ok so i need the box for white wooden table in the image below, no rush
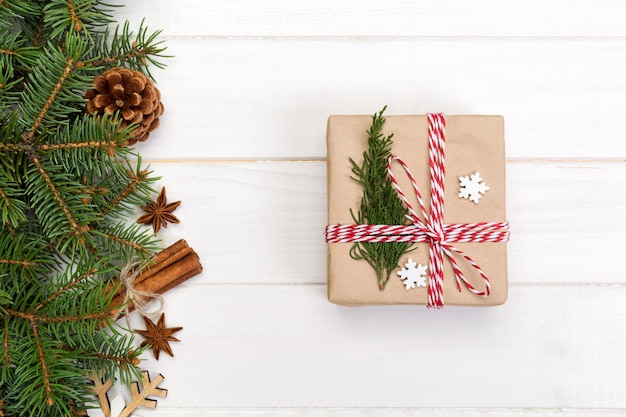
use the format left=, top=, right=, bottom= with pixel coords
left=110, top=2, right=625, bottom=416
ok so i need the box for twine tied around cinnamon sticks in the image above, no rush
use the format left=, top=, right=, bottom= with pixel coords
left=110, top=239, right=203, bottom=321
left=119, top=260, right=165, bottom=321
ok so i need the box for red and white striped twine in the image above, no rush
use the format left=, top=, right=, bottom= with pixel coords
left=325, top=113, right=510, bottom=308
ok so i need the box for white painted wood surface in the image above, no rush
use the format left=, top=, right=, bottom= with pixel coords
left=107, top=1, right=626, bottom=416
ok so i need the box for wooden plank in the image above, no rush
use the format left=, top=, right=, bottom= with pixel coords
left=135, top=39, right=626, bottom=160
left=109, top=0, right=626, bottom=37
left=131, top=285, right=626, bottom=409
left=150, top=161, right=626, bottom=285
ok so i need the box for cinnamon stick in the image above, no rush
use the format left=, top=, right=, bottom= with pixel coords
left=134, top=240, right=193, bottom=284
left=104, top=239, right=189, bottom=299
left=110, top=240, right=203, bottom=313
left=153, top=252, right=202, bottom=294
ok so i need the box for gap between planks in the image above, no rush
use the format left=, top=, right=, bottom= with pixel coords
left=172, top=282, right=626, bottom=288
left=161, top=35, right=626, bottom=42
left=152, top=406, right=626, bottom=413
left=153, top=407, right=626, bottom=417
left=135, top=158, right=626, bottom=164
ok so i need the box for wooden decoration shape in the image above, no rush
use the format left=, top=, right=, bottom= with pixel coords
left=86, top=370, right=166, bottom=417
left=119, top=371, right=167, bottom=417
left=88, top=371, right=114, bottom=417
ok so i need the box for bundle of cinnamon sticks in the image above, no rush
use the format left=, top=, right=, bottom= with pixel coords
left=110, top=239, right=202, bottom=314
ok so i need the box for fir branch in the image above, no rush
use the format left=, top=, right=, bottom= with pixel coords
left=39, top=139, right=118, bottom=152
left=0, top=233, right=53, bottom=285
left=7, top=309, right=111, bottom=324
left=43, top=0, right=116, bottom=39
left=103, top=167, right=150, bottom=215
left=8, top=335, right=87, bottom=416
left=0, top=0, right=42, bottom=18
left=77, top=183, right=109, bottom=207
left=27, top=54, right=77, bottom=135
left=34, top=267, right=99, bottom=312
left=18, top=31, right=95, bottom=134
left=28, top=319, right=53, bottom=406
left=73, top=349, right=140, bottom=369
left=349, top=106, right=414, bottom=290
left=32, top=16, right=46, bottom=46
left=0, top=48, right=17, bottom=56
left=0, top=3, right=168, bottom=415
left=0, top=182, right=27, bottom=227
left=0, top=33, right=32, bottom=113
left=0, top=29, right=39, bottom=66
left=28, top=152, right=89, bottom=240
left=0, top=259, right=35, bottom=268
left=77, top=329, right=144, bottom=383
left=100, top=159, right=158, bottom=219
left=0, top=142, right=20, bottom=153
left=87, top=20, right=169, bottom=78
left=3, top=319, right=9, bottom=368
left=96, top=227, right=154, bottom=258
left=61, top=0, right=82, bottom=32
left=2, top=258, right=135, bottom=413
left=43, top=113, right=135, bottom=178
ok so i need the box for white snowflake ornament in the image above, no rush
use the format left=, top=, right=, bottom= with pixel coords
left=397, top=258, right=428, bottom=290
left=459, top=172, right=489, bottom=204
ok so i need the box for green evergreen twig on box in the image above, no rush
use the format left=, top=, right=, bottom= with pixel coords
left=349, top=106, right=414, bottom=291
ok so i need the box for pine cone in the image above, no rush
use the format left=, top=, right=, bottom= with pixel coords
left=85, top=67, right=164, bottom=145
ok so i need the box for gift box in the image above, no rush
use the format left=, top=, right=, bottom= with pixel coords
left=325, top=113, right=509, bottom=307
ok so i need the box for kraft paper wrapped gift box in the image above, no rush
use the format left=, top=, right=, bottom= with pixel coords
left=326, top=114, right=509, bottom=306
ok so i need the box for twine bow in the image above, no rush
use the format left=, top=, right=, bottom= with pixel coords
left=325, top=113, right=510, bottom=308
left=118, top=260, right=164, bottom=325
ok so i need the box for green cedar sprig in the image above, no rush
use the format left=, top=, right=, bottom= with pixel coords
left=349, top=106, right=414, bottom=291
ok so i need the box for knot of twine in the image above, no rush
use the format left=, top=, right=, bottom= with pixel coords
left=325, top=113, right=510, bottom=308
left=118, top=260, right=164, bottom=325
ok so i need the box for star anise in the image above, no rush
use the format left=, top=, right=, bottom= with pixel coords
left=137, top=187, right=181, bottom=233
left=136, top=313, right=182, bottom=360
